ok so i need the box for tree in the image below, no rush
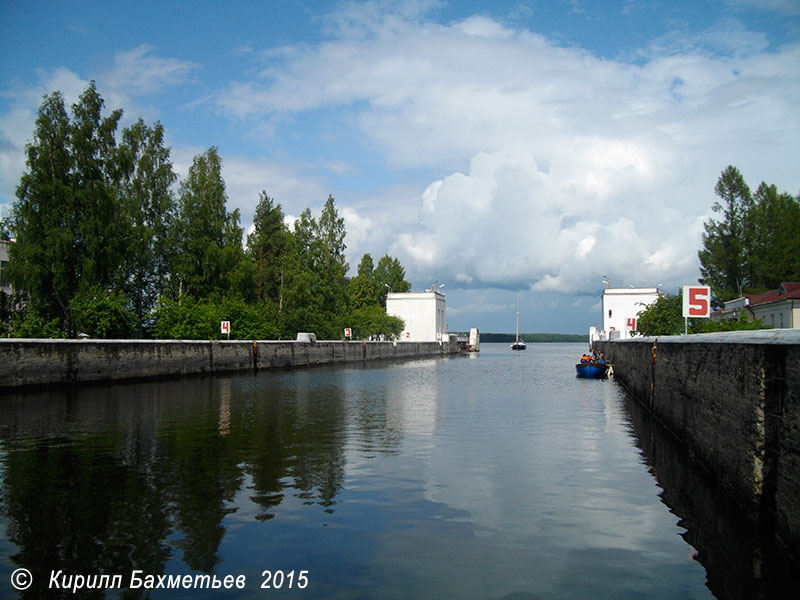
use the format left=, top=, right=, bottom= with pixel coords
left=348, top=305, right=404, bottom=340
left=281, top=197, right=350, bottom=340
left=9, top=90, right=77, bottom=332
left=699, top=166, right=800, bottom=305
left=279, top=208, right=317, bottom=337
left=698, top=166, right=752, bottom=306
left=117, top=119, right=176, bottom=336
left=70, top=286, right=137, bottom=339
left=635, top=290, right=767, bottom=336
left=350, top=253, right=377, bottom=309
left=374, top=254, right=411, bottom=306
left=70, top=82, right=125, bottom=294
left=246, top=191, right=291, bottom=311
left=315, top=195, right=349, bottom=319
left=634, top=293, right=684, bottom=336
left=8, top=83, right=126, bottom=335
left=746, top=183, right=800, bottom=290
left=172, top=147, right=247, bottom=300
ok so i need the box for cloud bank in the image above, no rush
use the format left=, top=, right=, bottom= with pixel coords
left=213, top=8, right=800, bottom=296
left=2, top=3, right=798, bottom=329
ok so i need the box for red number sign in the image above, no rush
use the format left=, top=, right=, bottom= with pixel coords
left=682, top=286, right=710, bottom=318
left=221, top=321, right=230, bottom=334
left=626, top=318, right=637, bottom=330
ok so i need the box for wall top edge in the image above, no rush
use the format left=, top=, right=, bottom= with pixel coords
left=606, top=329, right=800, bottom=345
left=0, top=339, right=447, bottom=345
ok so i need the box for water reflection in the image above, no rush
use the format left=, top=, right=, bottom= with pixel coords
left=0, top=346, right=795, bottom=599
left=622, top=389, right=800, bottom=600
left=0, top=373, right=352, bottom=597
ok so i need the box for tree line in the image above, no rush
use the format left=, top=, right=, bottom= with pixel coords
left=699, top=165, right=800, bottom=304
left=2, top=82, right=410, bottom=340
left=636, top=165, right=799, bottom=336
left=479, top=332, right=585, bottom=343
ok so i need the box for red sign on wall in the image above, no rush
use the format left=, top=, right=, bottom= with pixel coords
left=626, top=318, right=637, bottom=330
left=682, top=286, right=711, bottom=318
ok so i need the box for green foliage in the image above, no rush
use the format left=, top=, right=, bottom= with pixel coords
left=347, top=305, right=405, bottom=340
left=8, top=83, right=173, bottom=338
left=351, top=253, right=378, bottom=309
left=11, top=306, right=65, bottom=338
left=746, top=183, right=800, bottom=290
left=172, top=147, right=247, bottom=300
left=315, top=195, right=349, bottom=318
left=480, top=332, right=586, bottom=343
left=0, top=292, right=10, bottom=337
left=247, top=191, right=292, bottom=308
left=692, top=316, right=766, bottom=333
left=117, top=118, right=177, bottom=336
left=698, top=166, right=752, bottom=305
left=9, top=88, right=84, bottom=333
left=70, top=286, right=137, bottom=339
left=152, top=296, right=279, bottom=340
left=7, top=85, right=416, bottom=342
left=374, top=254, right=411, bottom=305
left=634, top=293, right=684, bottom=336
left=634, top=291, right=770, bottom=337
left=699, top=165, right=800, bottom=305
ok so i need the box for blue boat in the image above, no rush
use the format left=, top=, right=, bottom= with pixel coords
left=575, top=362, right=610, bottom=378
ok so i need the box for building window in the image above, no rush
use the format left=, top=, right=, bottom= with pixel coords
left=780, top=313, right=784, bottom=328
left=0, top=260, right=7, bottom=288
left=608, top=309, right=612, bottom=318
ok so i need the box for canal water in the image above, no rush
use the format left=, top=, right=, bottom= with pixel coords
left=0, top=343, right=794, bottom=598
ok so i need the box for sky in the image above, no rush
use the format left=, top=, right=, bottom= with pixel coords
left=1, top=0, right=799, bottom=334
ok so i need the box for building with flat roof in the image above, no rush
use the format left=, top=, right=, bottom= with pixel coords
left=0, top=240, right=11, bottom=297
left=386, top=290, right=446, bottom=342
left=590, top=287, right=662, bottom=341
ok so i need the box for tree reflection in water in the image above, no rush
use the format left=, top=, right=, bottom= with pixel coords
left=0, top=372, right=351, bottom=595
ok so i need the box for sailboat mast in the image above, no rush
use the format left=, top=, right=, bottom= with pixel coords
left=516, top=292, right=520, bottom=342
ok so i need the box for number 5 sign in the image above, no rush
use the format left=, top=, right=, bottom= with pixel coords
left=683, top=286, right=711, bottom=318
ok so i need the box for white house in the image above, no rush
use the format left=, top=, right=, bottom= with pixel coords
left=0, top=240, right=11, bottom=297
left=386, top=290, right=446, bottom=342
left=590, top=287, right=662, bottom=341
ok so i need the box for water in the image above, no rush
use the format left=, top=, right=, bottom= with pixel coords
left=0, top=343, right=793, bottom=598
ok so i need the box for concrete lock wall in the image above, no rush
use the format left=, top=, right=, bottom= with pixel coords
left=596, top=329, right=800, bottom=562
left=0, top=338, right=459, bottom=390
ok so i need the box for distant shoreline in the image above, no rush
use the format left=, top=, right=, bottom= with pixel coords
left=474, top=333, right=586, bottom=343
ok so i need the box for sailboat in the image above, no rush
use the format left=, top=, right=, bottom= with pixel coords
left=511, top=292, right=527, bottom=350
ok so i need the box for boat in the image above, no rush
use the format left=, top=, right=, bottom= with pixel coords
left=575, top=362, right=611, bottom=378
left=511, top=292, right=526, bottom=350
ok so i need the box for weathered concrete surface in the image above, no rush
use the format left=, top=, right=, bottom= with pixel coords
left=596, top=329, right=800, bottom=563
left=0, top=338, right=458, bottom=390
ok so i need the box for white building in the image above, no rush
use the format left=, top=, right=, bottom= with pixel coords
left=590, top=287, right=662, bottom=341
left=0, top=240, right=11, bottom=296
left=386, top=290, right=446, bottom=342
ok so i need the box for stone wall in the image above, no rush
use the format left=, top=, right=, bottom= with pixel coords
left=0, top=338, right=459, bottom=390
left=596, top=329, right=800, bottom=563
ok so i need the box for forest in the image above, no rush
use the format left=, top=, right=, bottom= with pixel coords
left=1, top=82, right=410, bottom=340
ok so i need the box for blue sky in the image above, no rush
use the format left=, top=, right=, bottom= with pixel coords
left=2, top=0, right=799, bottom=334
